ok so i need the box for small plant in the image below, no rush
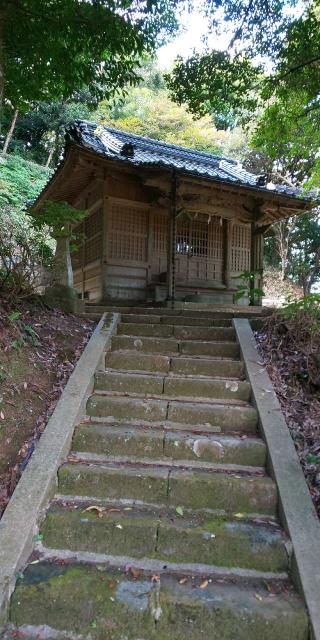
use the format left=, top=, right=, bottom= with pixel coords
left=234, top=270, right=265, bottom=306
left=8, top=310, right=21, bottom=322
left=281, top=293, right=320, bottom=321
left=23, top=324, right=40, bottom=347
left=11, top=336, right=27, bottom=350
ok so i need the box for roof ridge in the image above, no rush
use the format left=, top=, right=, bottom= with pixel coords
left=77, top=119, right=238, bottom=166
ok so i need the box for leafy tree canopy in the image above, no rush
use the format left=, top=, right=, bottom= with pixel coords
left=98, top=62, right=247, bottom=157
left=0, top=154, right=50, bottom=208
left=166, top=1, right=320, bottom=185
left=0, top=0, right=179, bottom=112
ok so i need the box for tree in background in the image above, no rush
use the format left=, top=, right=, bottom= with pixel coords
left=166, top=1, right=320, bottom=187
left=0, top=0, right=178, bottom=115
left=97, top=61, right=247, bottom=157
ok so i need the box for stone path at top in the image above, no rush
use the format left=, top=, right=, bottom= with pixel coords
left=6, top=309, right=308, bottom=639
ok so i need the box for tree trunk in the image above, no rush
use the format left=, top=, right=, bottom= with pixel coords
left=2, top=108, right=18, bottom=153
left=45, top=146, right=55, bottom=168
left=0, top=10, right=5, bottom=126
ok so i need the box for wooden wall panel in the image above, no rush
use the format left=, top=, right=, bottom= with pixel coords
left=230, top=223, right=251, bottom=275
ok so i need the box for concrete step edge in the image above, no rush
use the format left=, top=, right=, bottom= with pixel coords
left=54, top=493, right=279, bottom=523
left=90, top=391, right=252, bottom=408
left=68, top=451, right=266, bottom=476
left=36, top=543, right=289, bottom=584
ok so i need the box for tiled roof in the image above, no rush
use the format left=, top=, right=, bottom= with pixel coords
left=65, top=120, right=306, bottom=199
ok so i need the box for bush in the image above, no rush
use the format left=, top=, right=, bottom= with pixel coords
left=0, top=207, right=54, bottom=298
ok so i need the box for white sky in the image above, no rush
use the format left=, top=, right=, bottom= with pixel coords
left=157, top=2, right=304, bottom=70
left=157, top=8, right=231, bottom=70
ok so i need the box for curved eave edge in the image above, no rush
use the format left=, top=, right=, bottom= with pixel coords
left=33, top=142, right=315, bottom=213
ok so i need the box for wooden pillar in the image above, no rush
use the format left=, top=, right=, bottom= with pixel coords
left=167, top=170, right=177, bottom=305
left=250, top=223, right=264, bottom=305
left=101, top=175, right=109, bottom=301
left=223, top=219, right=233, bottom=288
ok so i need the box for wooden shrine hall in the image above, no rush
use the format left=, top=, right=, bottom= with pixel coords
left=35, top=121, right=311, bottom=306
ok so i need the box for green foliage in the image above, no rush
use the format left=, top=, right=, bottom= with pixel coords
left=2, top=0, right=179, bottom=111
left=166, top=1, right=320, bottom=186
left=0, top=155, right=51, bottom=207
left=165, top=51, right=261, bottom=127
left=3, top=99, right=95, bottom=165
left=30, top=200, right=87, bottom=238
left=280, top=294, right=320, bottom=321
left=0, top=154, right=54, bottom=297
left=8, top=311, right=21, bottom=322
left=234, top=270, right=265, bottom=306
left=98, top=62, right=247, bottom=157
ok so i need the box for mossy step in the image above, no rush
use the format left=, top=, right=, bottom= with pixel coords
left=179, top=340, right=240, bottom=358
left=41, top=504, right=288, bottom=572
left=111, top=335, right=179, bottom=354
left=58, top=463, right=277, bottom=515
left=94, top=371, right=251, bottom=401
left=173, top=326, right=236, bottom=341
left=111, top=335, right=240, bottom=358
left=105, top=351, right=243, bottom=378
left=121, top=314, right=232, bottom=327
left=117, top=323, right=236, bottom=342
left=105, top=351, right=171, bottom=373
left=86, top=394, right=258, bottom=433
left=73, top=424, right=267, bottom=466
left=118, top=323, right=174, bottom=337
left=170, top=356, right=244, bottom=378
left=95, top=371, right=164, bottom=395
left=9, top=563, right=308, bottom=640
left=163, top=376, right=251, bottom=401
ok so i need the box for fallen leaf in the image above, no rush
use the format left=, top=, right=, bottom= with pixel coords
left=130, top=567, right=141, bottom=579
left=0, top=411, right=4, bottom=420
left=234, top=513, right=244, bottom=519
left=176, top=506, right=184, bottom=516
left=83, top=505, right=105, bottom=517
left=255, top=593, right=263, bottom=601
left=178, top=577, right=188, bottom=585
left=199, top=579, right=208, bottom=589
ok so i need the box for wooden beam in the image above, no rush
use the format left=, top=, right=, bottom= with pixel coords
left=71, top=177, right=103, bottom=208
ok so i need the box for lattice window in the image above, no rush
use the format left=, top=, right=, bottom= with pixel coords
left=176, top=218, right=222, bottom=259
left=108, top=203, right=148, bottom=262
left=231, top=224, right=251, bottom=273
left=71, top=222, right=84, bottom=270
left=71, top=208, right=103, bottom=269
left=153, top=215, right=167, bottom=255
left=84, top=208, right=103, bottom=265
left=175, top=216, right=223, bottom=282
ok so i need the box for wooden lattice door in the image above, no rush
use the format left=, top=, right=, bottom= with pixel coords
left=175, top=216, right=223, bottom=284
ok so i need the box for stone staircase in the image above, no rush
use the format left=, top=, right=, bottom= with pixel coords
left=8, top=310, right=308, bottom=639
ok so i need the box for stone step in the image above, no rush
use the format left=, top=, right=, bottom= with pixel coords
left=41, top=503, right=288, bottom=572
left=174, top=326, right=236, bottom=341
left=111, top=335, right=240, bottom=357
left=105, top=351, right=244, bottom=378
left=121, top=313, right=233, bottom=327
left=94, top=371, right=251, bottom=401
left=117, top=322, right=236, bottom=342
left=58, top=463, right=277, bottom=515
left=87, top=305, right=236, bottom=318
left=73, top=424, right=267, bottom=466
left=86, top=394, right=258, bottom=433
left=180, top=340, right=240, bottom=358
left=170, top=356, right=244, bottom=378
left=105, top=351, right=171, bottom=373
left=9, top=563, right=308, bottom=640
